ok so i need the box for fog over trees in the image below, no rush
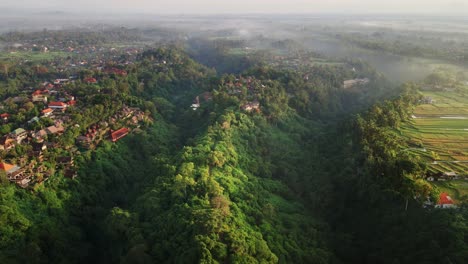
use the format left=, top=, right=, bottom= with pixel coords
left=0, top=4, right=468, bottom=264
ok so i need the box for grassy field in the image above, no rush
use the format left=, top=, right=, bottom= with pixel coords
left=413, top=90, right=468, bottom=116
left=0, top=51, right=70, bottom=62
left=311, top=59, right=344, bottom=66
left=401, top=88, right=468, bottom=175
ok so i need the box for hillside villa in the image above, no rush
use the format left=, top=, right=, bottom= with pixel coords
left=110, top=128, right=129, bottom=142
left=436, top=192, right=457, bottom=209
left=0, top=162, right=30, bottom=188
left=48, top=102, right=68, bottom=110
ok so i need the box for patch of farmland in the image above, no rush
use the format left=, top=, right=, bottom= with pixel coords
left=402, top=89, right=468, bottom=177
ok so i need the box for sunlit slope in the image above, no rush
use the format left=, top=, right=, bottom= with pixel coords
left=402, top=88, right=468, bottom=174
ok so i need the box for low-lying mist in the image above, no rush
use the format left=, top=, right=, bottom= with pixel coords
left=1, top=11, right=467, bottom=83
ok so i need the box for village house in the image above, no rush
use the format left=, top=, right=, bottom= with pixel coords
left=32, top=90, right=48, bottom=103
left=0, top=136, right=15, bottom=151
left=76, top=136, right=93, bottom=149
left=0, top=162, right=29, bottom=188
left=10, top=128, right=28, bottom=144
left=64, top=169, right=77, bottom=179
left=56, top=156, right=74, bottom=167
left=42, top=108, right=54, bottom=117
left=48, top=102, right=68, bottom=111
left=87, top=124, right=100, bottom=139
left=84, top=77, right=97, bottom=84
left=122, top=107, right=136, bottom=118
left=435, top=192, right=457, bottom=209
left=200, top=92, right=213, bottom=102
left=130, top=116, right=139, bottom=125
left=420, top=96, right=434, bottom=104
left=241, top=101, right=260, bottom=112
left=438, top=171, right=458, bottom=181
left=100, top=121, right=109, bottom=128
left=137, top=111, right=147, bottom=122
left=104, top=68, right=127, bottom=76
left=191, top=95, right=201, bottom=111
left=191, top=103, right=200, bottom=111
left=110, top=127, right=129, bottom=142
left=43, top=82, right=54, bottom=89
left=58, top=94, right=75, bottom=102
left=1, top=113, right=10, bottom=123
left=27, top=116, right=40, bottom=125
left=53, top=79, right=69, bottom=85
left=32, top=141, right=47, bottom=152
left=46, top=124, right=65, bottom=135
left=444, top=171, right=458, bottom=177
left=31, top=141, right=47, bottom=161
left=343, top=78, right=370, bottom=89
left=35, top=129, right=48, bottom=139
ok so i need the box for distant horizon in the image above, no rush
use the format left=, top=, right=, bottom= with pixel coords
left=1, top=8, right=468, bottom=18
left=1, top=0, right=467, bottom=16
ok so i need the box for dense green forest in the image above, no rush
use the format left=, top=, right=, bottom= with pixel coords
left=0, top=46, right=467, bottom=264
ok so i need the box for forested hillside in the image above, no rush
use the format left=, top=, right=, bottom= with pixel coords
left=0, top=45, right=467, bottom=264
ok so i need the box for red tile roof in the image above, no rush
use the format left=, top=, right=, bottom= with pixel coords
left=68, top=100, right=76, bottom=106
left=48, top=102, right=67, bottom=108
left=104, top=68, right=127, bottom=76
left=110, top=127, right=129, bottom=142
left=1, top=113, right=10, bottom=118
left=438, top=192, right=454, bottom=205
left=0, top=162, right=15, bottom=172
left=42, top=108, right=53, bottom=114
left=46, top=125, right=64, bottom=134
left=84, top=77, right=97, bottom=83
left=33, top=89, right=49, bottom=96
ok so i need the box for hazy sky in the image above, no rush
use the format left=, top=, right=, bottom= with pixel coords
left=2, top=0, right=468, bottom=14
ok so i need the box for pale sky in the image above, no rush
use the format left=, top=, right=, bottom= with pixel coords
left=2, top=0, right=468, bottom=14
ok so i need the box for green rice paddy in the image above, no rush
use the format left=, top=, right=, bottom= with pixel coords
left=401, top=88, right=468, bottom=175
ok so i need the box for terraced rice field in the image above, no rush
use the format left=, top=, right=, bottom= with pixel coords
left=413, top=91, right=468, bottom=116
left=401, top=89, right=468, bottom=175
